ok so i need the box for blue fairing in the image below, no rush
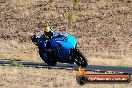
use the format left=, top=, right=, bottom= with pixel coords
left=49, top=32, right=77, bottom=62
left=50, top=32, right=77, bottom=50
left=61, top=35, right=77, bottom=50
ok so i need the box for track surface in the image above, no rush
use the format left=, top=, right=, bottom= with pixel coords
left=0, top=60, right=132, bottom=74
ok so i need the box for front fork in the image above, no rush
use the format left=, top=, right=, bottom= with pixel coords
left=69, top=48, right=79, bottom=63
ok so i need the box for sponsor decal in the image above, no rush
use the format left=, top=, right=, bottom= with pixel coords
left=76, top=67, right=131, bottom=85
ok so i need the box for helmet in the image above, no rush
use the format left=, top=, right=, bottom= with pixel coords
left=44, top=26, right=51, bottom=32
left=44, top=26, right=52, bottom=35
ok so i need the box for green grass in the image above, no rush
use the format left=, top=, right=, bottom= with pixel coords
left=73, top=0, right=79, bottom=7
left=67, top=11, right=76, bottom=27
left=10, top=60, right=23, bottom=67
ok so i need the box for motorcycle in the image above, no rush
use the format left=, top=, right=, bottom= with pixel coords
left=31, top=32, right=88, bottom=67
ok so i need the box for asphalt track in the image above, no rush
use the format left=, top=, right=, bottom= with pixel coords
left=0, top=60, right=132, bottom=75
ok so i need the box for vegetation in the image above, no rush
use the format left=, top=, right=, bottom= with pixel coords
left=10, top=60, right=22, bottom=67
left=67, top=11, right=74, bottom=27
left=0, top=67, right=131, bottom=88
left=0, top=0, right=132, bottom=66
left=73, top=0, right=79, bottom=7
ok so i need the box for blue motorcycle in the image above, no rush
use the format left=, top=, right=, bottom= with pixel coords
left=31, top=32, right=88, bottom=67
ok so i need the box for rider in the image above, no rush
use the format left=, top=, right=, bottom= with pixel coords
left=43, top=25, right=53, bottom=49
left=43, top=25, right=53, bottom=40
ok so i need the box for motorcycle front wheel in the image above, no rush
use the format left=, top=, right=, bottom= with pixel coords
left=74, top=51, right=88, bottom=67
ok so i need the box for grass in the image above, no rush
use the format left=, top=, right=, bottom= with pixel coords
left=10, top=60, right=22, bottom=67
left=8, top=0, right=38, bottom=6
left=67, top=11, right=76, bottom=28
left=0, top=0, right=132, bottom=67
left=49, top=0, right=54, bottom=4
left=0, top=66, right=131, bottom=88
left=1, top=0, right=132, bottom=87
left=73, top=0, right=79, bottom=7
left=67, top=11, right=73, bottom=25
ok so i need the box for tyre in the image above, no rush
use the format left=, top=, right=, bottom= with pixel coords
left=39, top=50, right=57, bottom=66
left=74, top=51, right=88, bottom=67
left=76, top=75, right=87, bottom=85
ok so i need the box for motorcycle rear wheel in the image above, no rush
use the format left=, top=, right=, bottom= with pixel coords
left=39, top=50, right=57, bottom=66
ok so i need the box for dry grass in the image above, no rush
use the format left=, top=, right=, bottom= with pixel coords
left=0, top=66, right=132, bottom=88
left=1, top=0, right=132, bottom=88
left=0, top=39, right=41, bottom=62
left=0, top=0, right=132, bottom=66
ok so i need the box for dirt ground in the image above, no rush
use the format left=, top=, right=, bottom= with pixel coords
left=0, top=0, right=132, bottom=88
left=0, top=0, right=132, bottom=65
left=0, top=66, right=131, bottom=88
